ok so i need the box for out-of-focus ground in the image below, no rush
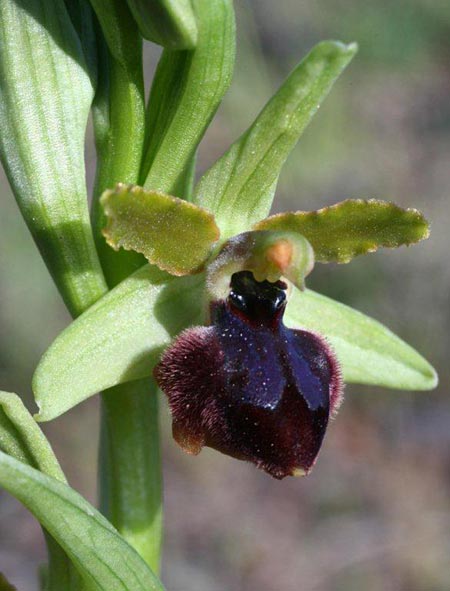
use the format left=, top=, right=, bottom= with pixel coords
left=1, top=0, right=450, bottom=589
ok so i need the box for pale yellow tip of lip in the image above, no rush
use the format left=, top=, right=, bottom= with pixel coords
left=292, top=467, right=307, bottom=477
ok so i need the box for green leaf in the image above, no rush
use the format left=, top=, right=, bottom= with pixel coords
left=64, top=0, right=98, bottom=77
left=141, top=0, right=235, bottom=194
left=42, top=535, right=85, bottom=591
left=0, top=392, right=81, bottom=591
left=126, top=0, right=198, bottom=49
left=0, top=452, right=164, bottom=591
left=101, top=184, right=220, bottom=275
left=285, top=288, right=438, bottom=390
left=0, top=392, right=65, bottom=482
left=0, top=573, right=16, bottom=591
left=193, top=40, right=357, bottom=239
left=255, top=199, right=430, bottom=263
left=33, top=267, right=205, bottom=421
left=0, top=0, right=107, bottom=317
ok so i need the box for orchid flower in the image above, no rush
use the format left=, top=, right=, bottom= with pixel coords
left=91, top=182, right=431, bottom=479
left=31, top=42, right=436, bottom=479
left=0, top=0, right=437, bottom=585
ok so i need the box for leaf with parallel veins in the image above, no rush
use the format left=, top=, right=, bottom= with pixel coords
left=0, top=453, right=164, bottom=591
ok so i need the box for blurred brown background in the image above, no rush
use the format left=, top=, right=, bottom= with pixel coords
left=1, top=0, right=450, bottom=589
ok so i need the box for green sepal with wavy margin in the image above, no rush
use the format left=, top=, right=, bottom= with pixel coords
left=33, top=267, right=205, bottom=421
left=0, top=452, right=164, bottom=591
left=193, top=40, right=357, bottom=239
left=255, top=199, right=430, bottom=263
left=126, top=0, right=198, bottom=49
left=0, top=0, right=107, bottom=317
left=101, top=184, right=220, bottom=275
left=141, top=0, right=235, bottom=194
left=285, top=289, right=437, bottom=390
left=33, top=266, right=436, bottom=422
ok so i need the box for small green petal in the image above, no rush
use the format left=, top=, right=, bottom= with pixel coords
left=255, top=199, right=430, bottom=263
left=101, top=184, right=220, bottom=275
left=285, top=288, right=438, bottom=391
left=193, top=40, right=357, bottom=238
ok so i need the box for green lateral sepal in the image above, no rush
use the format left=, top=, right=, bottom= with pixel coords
left=285, top=288, right=438, bottom=391
left=33, top=263, right=437, bottom=425
left=33, top=267, right=205, bottom=421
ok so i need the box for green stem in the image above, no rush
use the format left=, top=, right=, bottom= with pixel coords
left=88, top=0, right=163, bottom=572
left=99, top=380, right=162, bottom=574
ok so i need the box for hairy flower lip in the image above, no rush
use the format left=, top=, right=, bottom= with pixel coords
left=154, top=271, right=343, bottom=479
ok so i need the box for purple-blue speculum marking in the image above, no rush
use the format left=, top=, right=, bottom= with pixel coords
left=154, top=271, right=343, bottom=479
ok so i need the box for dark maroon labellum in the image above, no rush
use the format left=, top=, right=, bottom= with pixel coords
left=154, top=271, right=342, bottom=479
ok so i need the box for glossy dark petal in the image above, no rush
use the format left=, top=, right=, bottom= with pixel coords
left=154, top=273, right=343, bottom=479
